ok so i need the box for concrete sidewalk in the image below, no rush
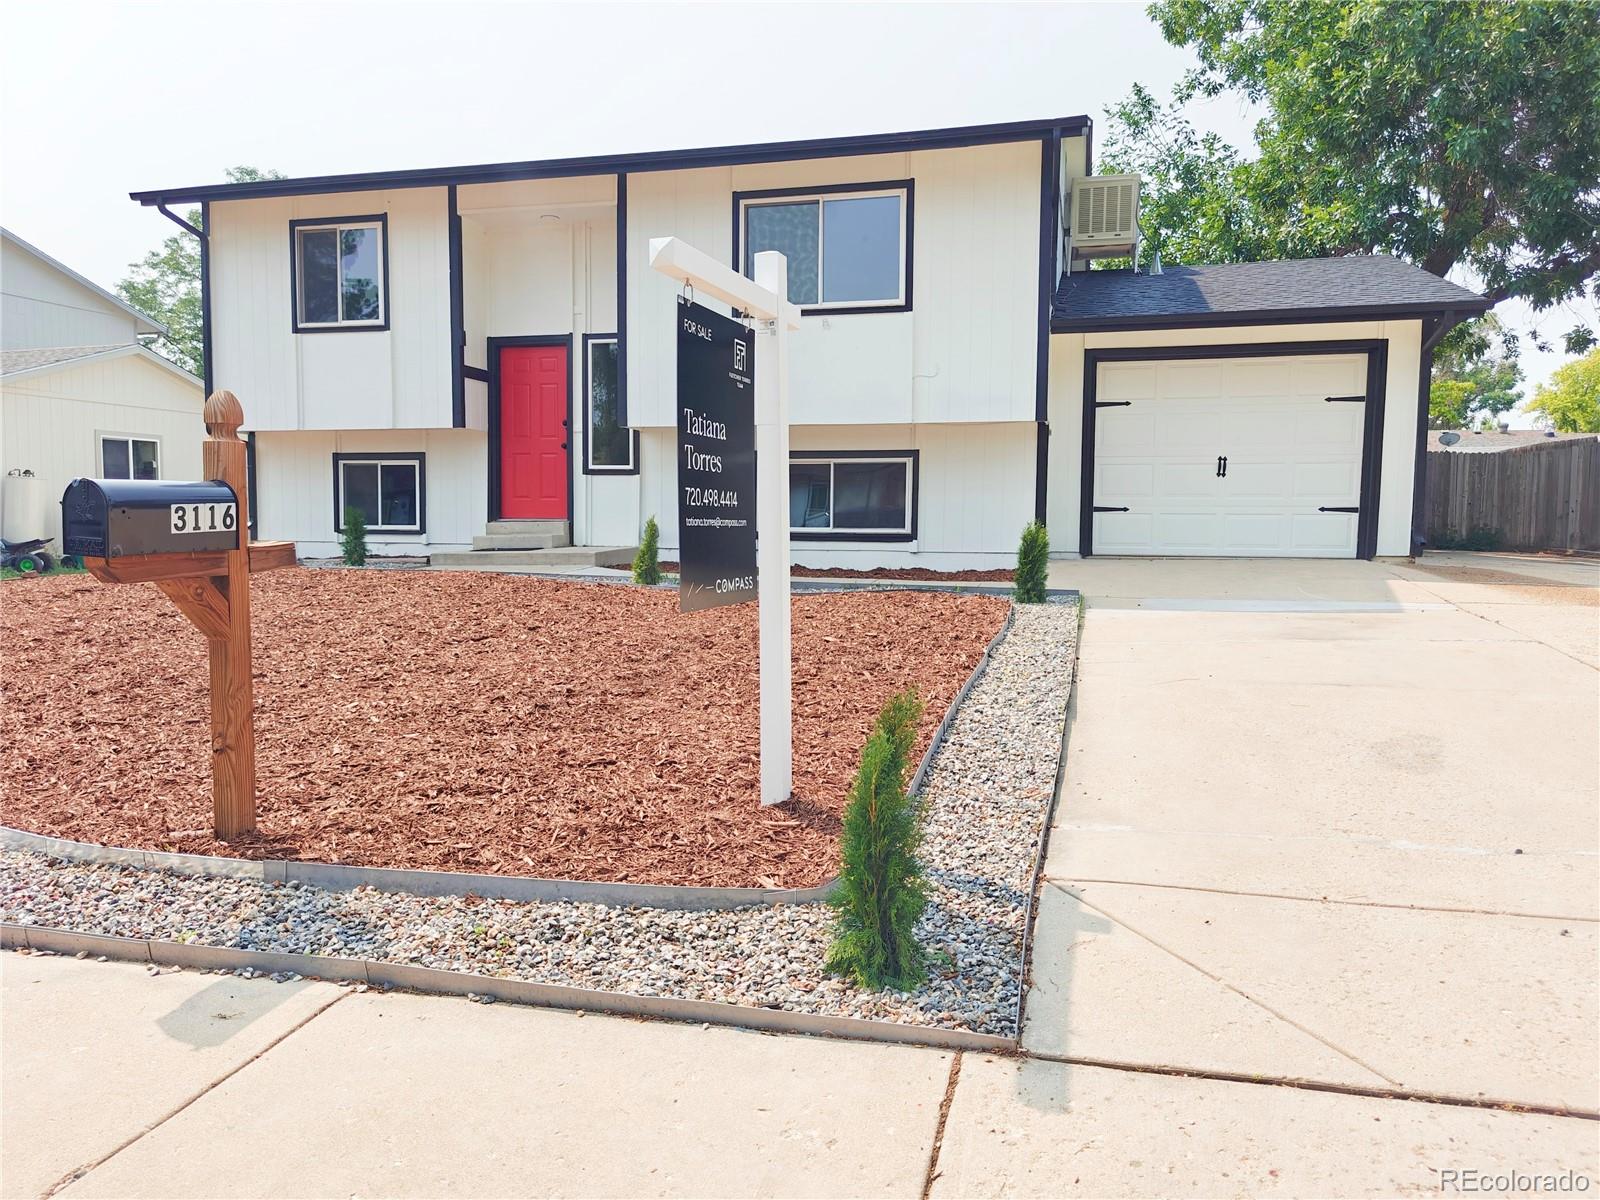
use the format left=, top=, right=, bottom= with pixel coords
left=4, top=951, right=1595, bottom=1199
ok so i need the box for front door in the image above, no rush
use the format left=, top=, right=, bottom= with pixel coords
left=498, top=343, right=568, bottom=519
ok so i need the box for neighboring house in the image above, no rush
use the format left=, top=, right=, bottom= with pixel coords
left=1429, top=429, right=1597, bottom=453
left=1, top=228, right=205, bottom=545
left=127, top=117, right=1488, bottom=565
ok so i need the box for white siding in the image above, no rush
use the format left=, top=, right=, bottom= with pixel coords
left=1046, top=320, right=1425, bottom=557
left=625, top=142, right=1042, bottom=429
left=638, top=420, right=1034, bottom=570
left=209, top=189, right=452, bottom=432
left=253, top=428, right=486, bottom=557
left=0, top=353, right=204, bottom=544
left=1, top=238, right=143, bottom=350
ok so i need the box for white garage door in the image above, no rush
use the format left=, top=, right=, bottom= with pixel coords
left=1093, top=353, right=1367, bottom=557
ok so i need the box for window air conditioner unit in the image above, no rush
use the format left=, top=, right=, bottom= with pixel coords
left=1069, top=174, right=1141, bottom=259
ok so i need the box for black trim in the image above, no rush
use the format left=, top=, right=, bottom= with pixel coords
left=332, top=452, right=427, bottom=535
left=486, top=335, right=574, bottom=526
left=245, top=431, right=257, bottom=538
left=616, top=171, right=629, bottom=430
left=448, top=185, right=464, bottom=427
left=463, top=365, right=490, bottom=384
left=289, top=213, right=391, bottom=334
left=1410, top=308, right=1467, bottom=555
left=132, top=116, right=1093, bottom=205
left=1080, top=340, right=1390, bottom=560
left=1094, top=400, right=1132, bottom=408
left=580, top=333, right=638, bottom=476
left=1325, top=395, right=1366, bottom=403
left=1320, top=506, right=1359, bottom=513
left=199, top=201, right=212, bottom=396
left=732, top=179, right=914, bottom=316
left=1034, top=423, right=1049, bottom=525
left=788, top=449, right=919, bottom=542
left=1093, top=506, right=1130, bottom=513
left=1035, top=132, right=1058, bottom=422
left=1052, top=300, right=1488, bottom=335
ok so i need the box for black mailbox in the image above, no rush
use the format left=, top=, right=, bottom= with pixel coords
left=61, top=478, right=241, bottom=558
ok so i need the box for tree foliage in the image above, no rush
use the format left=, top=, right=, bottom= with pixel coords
left=826, top=689, right=928, bottom=992
left=632, top=515, right=661, bottom=585
left=1429, top=314, right=1523, bottom=429
left=116, top=166, right=284, bottom=379
left=1525, top=349, right=1600, bottom=433
left=340, top=506, right=368, bottom=567
left=1013, top=521, right=1050, bottom=604
left=1109, top=2, right=1600, bottom=354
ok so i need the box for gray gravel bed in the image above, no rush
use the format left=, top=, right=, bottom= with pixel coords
left=1, top=601, right=1078, bottom=1036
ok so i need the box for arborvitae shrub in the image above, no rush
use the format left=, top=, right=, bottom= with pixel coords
left=633, top=515, right=661, bottom=585
left=826, top=688, right=928, bottom=991
left=341, top=506, right=368, bottom=567
left=1014, top=520, right=1049, bottom=603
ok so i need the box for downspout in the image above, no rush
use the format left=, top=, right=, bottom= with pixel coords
left=1410, top=308, right=1463, bottom=557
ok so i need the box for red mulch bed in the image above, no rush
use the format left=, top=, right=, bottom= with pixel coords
left=0, top=571, right=1005, bottom=887
left=660, top=562, right=1014, bottom=583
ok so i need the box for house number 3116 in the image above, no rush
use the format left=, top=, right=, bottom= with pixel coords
left=170, top=503, right=237, bottom=534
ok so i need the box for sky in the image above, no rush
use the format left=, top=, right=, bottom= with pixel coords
left=2, top=0, right=1590, bottom=419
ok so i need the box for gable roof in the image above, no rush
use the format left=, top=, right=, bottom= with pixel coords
left=0, top=342, right=201, bottom=390
left=1, top=228, right=166, bottom=336
left=128, top=115, right=1092, bottom=206
left=1052, top=255, right=1489, bottom=333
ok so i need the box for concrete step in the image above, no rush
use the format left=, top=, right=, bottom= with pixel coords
left=486, top=520, right=568, bottom=536
left=430, top=546, right=638, bottom=570
left=471, top=532, right=566, bottom=551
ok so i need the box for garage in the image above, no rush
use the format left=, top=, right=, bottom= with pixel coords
left=1088, top=348, right=1380, bottom=558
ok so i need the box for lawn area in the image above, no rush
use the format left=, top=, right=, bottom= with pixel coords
left=0, top=569, right=1005, bottom=887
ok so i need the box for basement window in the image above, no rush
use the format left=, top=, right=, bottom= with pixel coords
left=789, top=452, right=915, bottom=540
left=100, top=435, right=159, bottom=480
left=292, top=216, right=388, bottom=331
left=738, top=183, right=910, bottom=312
left=334, top=453, right=424, bottom=533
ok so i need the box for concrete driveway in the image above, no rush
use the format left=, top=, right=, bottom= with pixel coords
left=1030, top=552, right=1599, bottom=1112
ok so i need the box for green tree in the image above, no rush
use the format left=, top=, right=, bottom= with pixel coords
left=1429, top=315, right=1523, bottom=429
left=1525, top=349, right=1600, bottom=433
left=1112, top=2, right=1600, bottom=354
left=1013, top=521, right=1050, bottom=604
left=341, top=506, right=368, bottom=567
left=632, top=515, right=661, bottom=585
left=117, top=166, right=284, bottom=378
left=826, top=689, right=928, bottom=992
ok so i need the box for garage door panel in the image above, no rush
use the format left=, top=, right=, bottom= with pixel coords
left=1091, top=352, right=1366, bottom=558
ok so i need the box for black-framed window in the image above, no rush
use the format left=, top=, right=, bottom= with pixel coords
left=583, top=335, right=636, bottom=473
left=100, top=435, right=159, bottom=480
left=292, top=216, right=388, bottom=331
left=333, top=453, right=424, bottom=533
left=737, top=182, right=911, bottom=313
left=789, top=452, right=916, bottom=540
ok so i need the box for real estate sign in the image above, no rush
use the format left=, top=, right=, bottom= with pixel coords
left=676, top=298, right=757, bottom=612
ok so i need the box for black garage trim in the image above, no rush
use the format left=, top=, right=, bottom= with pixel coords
left=1079, top=340, right=1389, bottom=561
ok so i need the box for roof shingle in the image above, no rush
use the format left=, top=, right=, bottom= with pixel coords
left=1053, top=255, right=1488, bottom=331
left=0, top=345, right=129, bottom=377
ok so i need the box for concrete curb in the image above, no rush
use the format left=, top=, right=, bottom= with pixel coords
left=5, top=922, right=1016, bottom=1054
left=0, top=602, right=1025, bottom=912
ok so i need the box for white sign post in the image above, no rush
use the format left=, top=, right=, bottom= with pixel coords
left=649, top=237, right=801, bottom=806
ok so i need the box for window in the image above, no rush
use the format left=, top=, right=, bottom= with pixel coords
left=100, top=436, right=159, bottom=480
left=583, top=336, right=635, bottom=473
left=738, top=182, right=911, bottom=311
left=789, top=453, right=916, bottom=539
left=334, top=454, right=424, bottom=533
left=292, top=216, right=388, bottom=330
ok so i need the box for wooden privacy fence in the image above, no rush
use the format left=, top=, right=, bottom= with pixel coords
left=1425, top=436, right=1600, bottom=552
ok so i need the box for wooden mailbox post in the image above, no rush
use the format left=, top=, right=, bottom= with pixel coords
left=73, top=391, right=295, bottom=839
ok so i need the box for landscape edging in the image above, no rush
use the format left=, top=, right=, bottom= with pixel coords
left=5, top=922, right=1017, bottom=1054
left=0, top=602, right=1018, bottom=912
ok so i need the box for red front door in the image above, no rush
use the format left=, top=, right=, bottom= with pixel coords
left=498, top=343, right=569, bottom=519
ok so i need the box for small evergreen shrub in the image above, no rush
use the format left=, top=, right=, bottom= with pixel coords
left=1432, top=526, right=1501, bottom=552
left=340, top=506, right=368, bottom=567
left=633, top=515, right=661, bottom=585
left=826, top=688, right=928, bottom=991
left=1014, top=520, right=1049, bottom=603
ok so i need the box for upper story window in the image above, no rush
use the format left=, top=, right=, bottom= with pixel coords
left=583, top=336, right=636, bottom=474
left=100, top=435, right=159, bottom=480
left=737, top=182, right=911, bottom=313
left=291, top=216, right=388, bottom=331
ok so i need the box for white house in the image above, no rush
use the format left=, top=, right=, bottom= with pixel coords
left=1, top=228, right=206, bottom=547
left=127, top=117, right=1487, bottom=565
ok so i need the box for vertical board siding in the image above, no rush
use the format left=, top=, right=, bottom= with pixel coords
left=1, top=240, right=142, bottom=350
left=1425, top=438, right=1600, bottom=552
left=209, top=189, right=451, bottom=432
